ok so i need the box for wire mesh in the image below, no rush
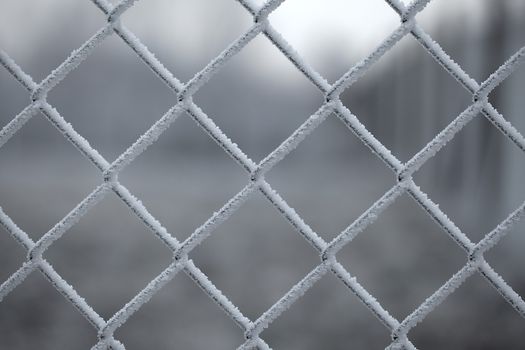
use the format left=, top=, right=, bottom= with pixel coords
left=1, top=0, right=524, bottom=349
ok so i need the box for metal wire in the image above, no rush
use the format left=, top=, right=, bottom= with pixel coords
left=1, top=0, right=524, bottom=348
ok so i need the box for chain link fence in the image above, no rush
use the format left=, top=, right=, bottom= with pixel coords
left=1, top=0, right=524, bottom=349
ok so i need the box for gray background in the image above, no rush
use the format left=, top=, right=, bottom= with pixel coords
left=1, top=0, right=524, bottom=349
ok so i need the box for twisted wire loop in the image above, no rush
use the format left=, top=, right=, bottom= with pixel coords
left=0, top=0, right=524, bottom=348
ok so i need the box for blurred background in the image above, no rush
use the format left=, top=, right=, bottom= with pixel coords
left=1, top=0, right=525, bottom=349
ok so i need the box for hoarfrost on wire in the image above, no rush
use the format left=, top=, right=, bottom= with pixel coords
left=1, top=0, right=525, bottom=349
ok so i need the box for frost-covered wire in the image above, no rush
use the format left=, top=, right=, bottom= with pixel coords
left=0, top=0, right=524, bottom=348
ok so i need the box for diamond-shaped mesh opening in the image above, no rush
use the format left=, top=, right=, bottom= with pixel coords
left=45, top=194, right=173, bottom=319
left=191, top=191, right=319, bottom=320
left=337, top=194, right=465, bottom=319
left=0, top=225, right=25, bottom=282
left=485, top=219, right=525, bottom=298
left=269, top=0, right=400, bottom=82
left=119, top=112, right=246, bottom=241
left=194, top=34, right=323, bottom=161
left=0, top=272, right=96, bottom=350
left=267, top=114, right=393, bottom=240
left=414, top=115, right=525, bottom=241
left=47, top=35, right=175, bottom=160
left=341, top=35, right=472, bottom=161
left=410, top=274, right=525, bottom=349
left=116, top=272, right=244, bottom=350
left=263, top=273, right=391, bottom=350
left=0, top=67, right=29, bottom=125
left=0, top=113, right=100, bottom=239
left=0, top=0, right=104, bottom=81
left=489, top=59, right=525, bottom=134
left=419, top=0, right=525, bottom=83
left=121, top=0, right=253, bottom=81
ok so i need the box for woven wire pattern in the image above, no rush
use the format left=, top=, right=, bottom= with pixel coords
left=1, top=0, right=525, bottom=348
